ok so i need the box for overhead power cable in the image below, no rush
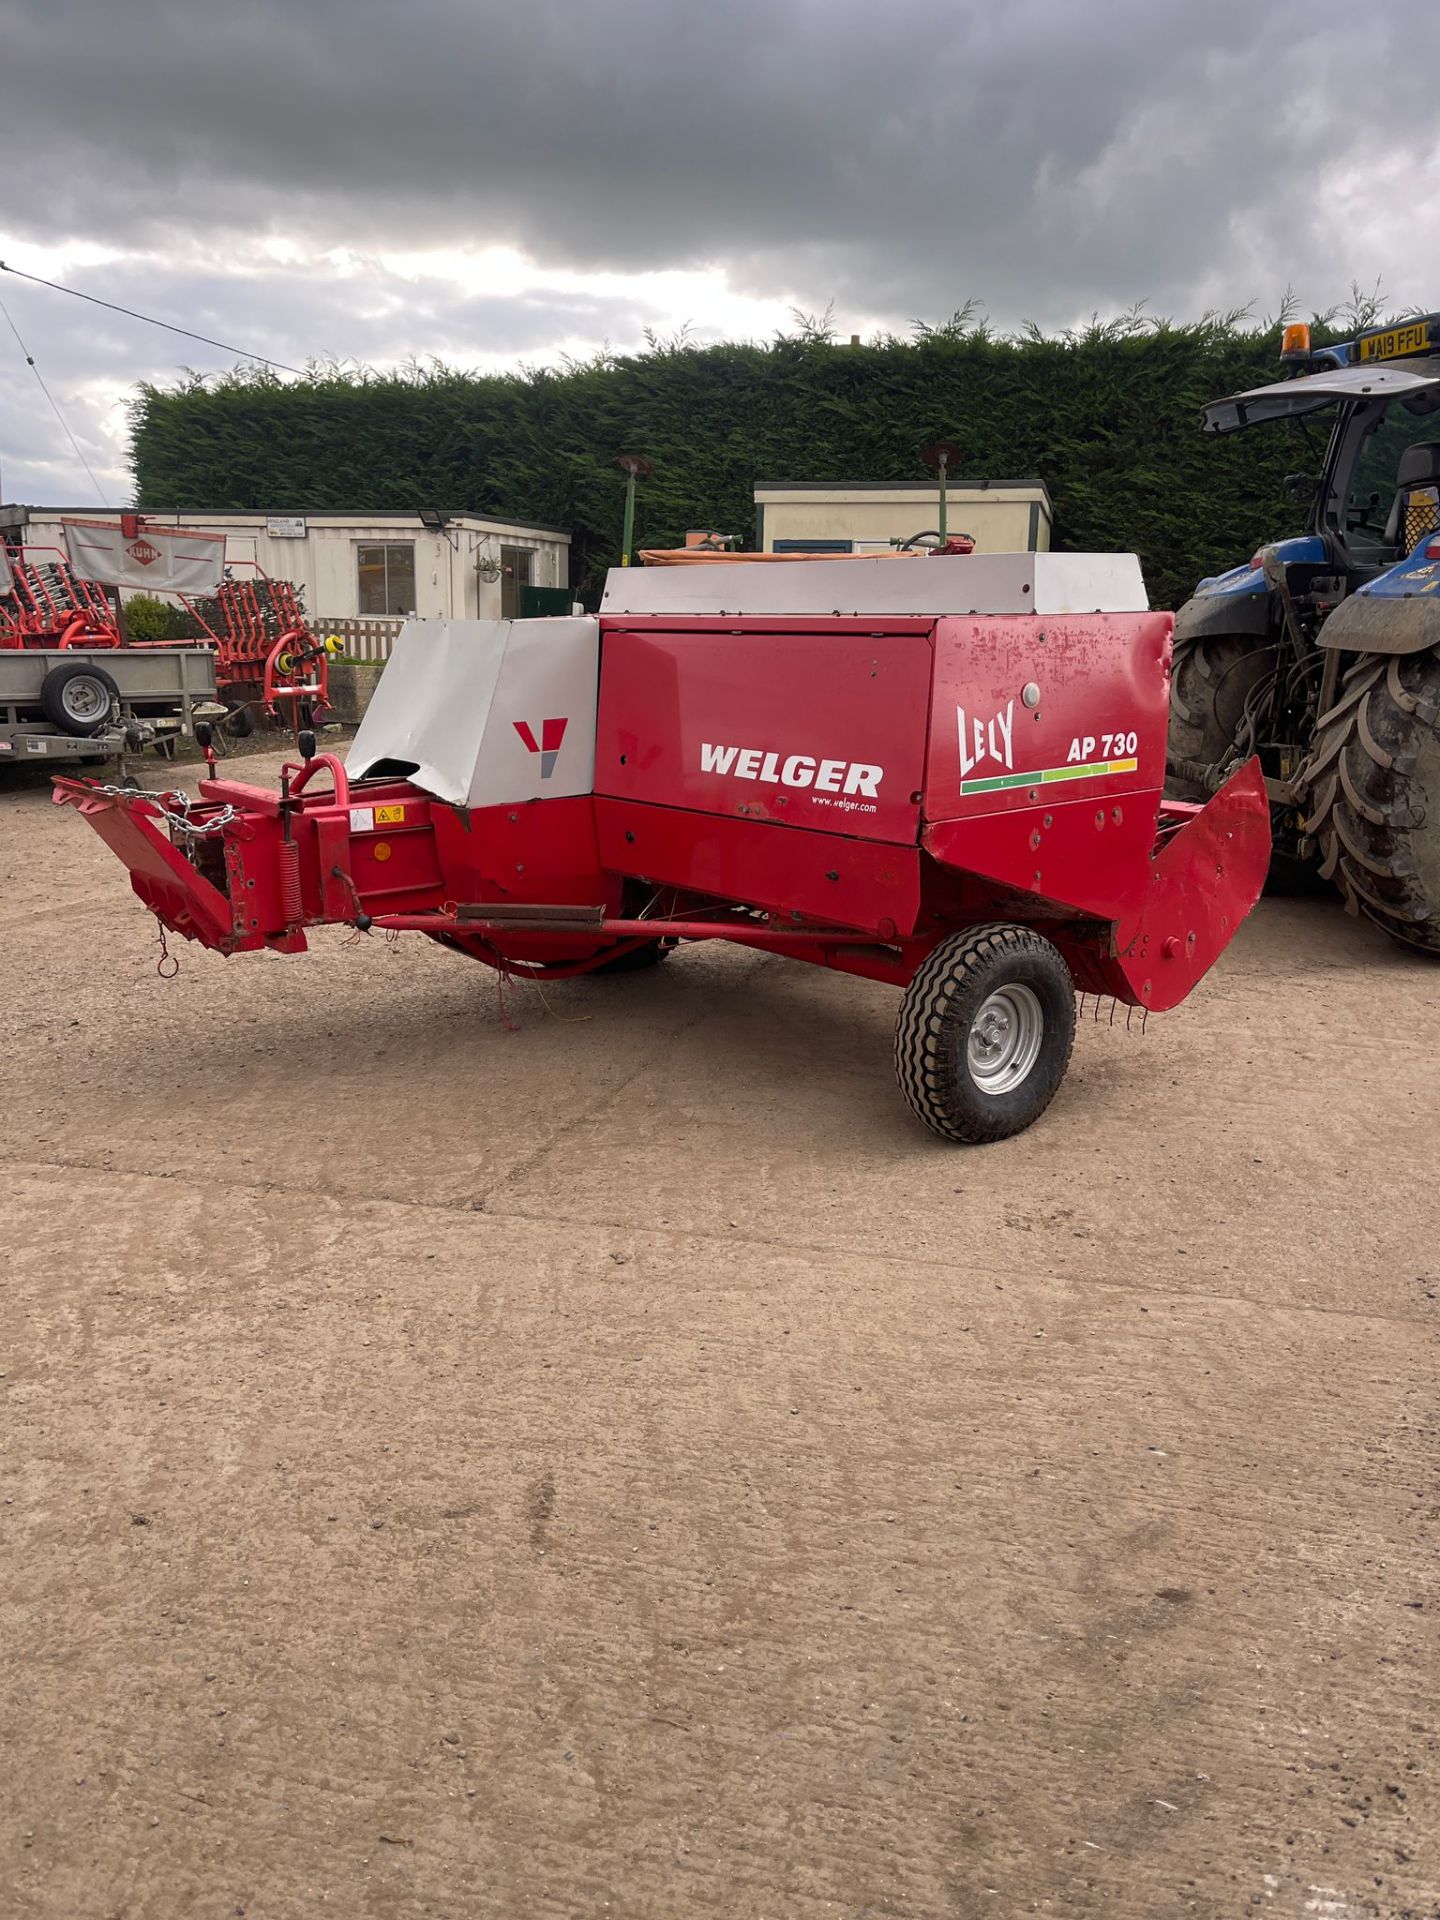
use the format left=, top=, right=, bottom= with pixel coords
left=0, top=291, right=108, bottom=505
left=0, top=259, right=306, bottom=377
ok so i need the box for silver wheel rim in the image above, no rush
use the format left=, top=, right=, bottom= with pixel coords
left=63, top=678, right=108, bottom=723
left=966, top=984, right=1044, bottom=1095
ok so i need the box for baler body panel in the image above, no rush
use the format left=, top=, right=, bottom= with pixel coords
left=428, top=796, right=618, bottom=913
left=595, top=620, right=933, bottom=845
left=924, top=613, right=1172, bottom=822
left=919, top=610, right=1176, bottom=925
left=922, top=801, right=1161, bottom=924
left=595, top=798, right=923, bottom=937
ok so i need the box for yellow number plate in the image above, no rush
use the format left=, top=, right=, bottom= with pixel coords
left=374, top=805, right=407, bottom=825
left=1358, top=321, right=1435, bottom=362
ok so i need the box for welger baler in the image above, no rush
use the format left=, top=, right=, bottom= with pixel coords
left=54, top=554, right=1269, bottom=1142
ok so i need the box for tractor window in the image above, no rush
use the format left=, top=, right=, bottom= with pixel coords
left=1343, top=391, right=1440, bottom=549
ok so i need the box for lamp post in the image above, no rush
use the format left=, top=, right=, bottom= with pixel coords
left=921, top=440, right=964, bottom=547
left=616, top=454, right=653, bottom=567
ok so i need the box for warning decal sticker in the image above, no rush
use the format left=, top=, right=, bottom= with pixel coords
left=960, top=756, right=1139, bottom=796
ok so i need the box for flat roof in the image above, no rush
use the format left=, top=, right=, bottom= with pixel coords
left=3, top=505, right=572, bottom=538
left=755, top=478, right=1050, bottom=503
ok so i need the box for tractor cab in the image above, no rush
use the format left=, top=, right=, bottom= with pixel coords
left=1198, top=348, right=1440, bottom=589
left=1331, top=406, right=1440, bottom=568
left=1181, top=316, right=1440, bottom=630
left=1169, top=314, right=1440, bottom=953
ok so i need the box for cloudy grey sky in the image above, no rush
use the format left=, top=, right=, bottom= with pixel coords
left=2, top=0, right=1434, bottom=502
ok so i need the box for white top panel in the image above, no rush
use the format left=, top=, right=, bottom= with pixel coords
left=600, top=553, right=1147, bottom=618
left=347, top=616, right=598, bottom=809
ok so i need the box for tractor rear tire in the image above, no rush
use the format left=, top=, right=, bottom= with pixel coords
left=1168, top=630, right=1325, bottom=891
left=1165, top=632, right=1270, bottom=801
left=895, top=923, right=1076, bottom=1143
left=1302, top=648, right=1440, bottom=954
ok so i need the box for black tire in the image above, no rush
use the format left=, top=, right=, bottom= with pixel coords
left=895, top=923, right=1077, bottom=1143
left=223, top=703, right=256, bottom=739
left=1168, top=631, right=1324, bottom=891
left=1166, top=633, right=1270, bottom=801
left=1262, top=850, right=1329, bottom=896
left=1302, top=648, right=1440, bottom=954
left=39, top=661, right=120, bottom=737
left=584, top=884, right=675, bottom=975
left=587, top=939, right=671, bottom=975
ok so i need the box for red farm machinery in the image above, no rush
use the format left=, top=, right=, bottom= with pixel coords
left=0, top=519, right=336, bottom=754
left=54, top=553, right=1269, bottom=1141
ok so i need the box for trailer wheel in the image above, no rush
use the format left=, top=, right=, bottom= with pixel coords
left=40, top=661, right=121, bottom=737
left=895, top=924, right=1076, bottom=1142
left=1302, top=648, right=1440, bottom=954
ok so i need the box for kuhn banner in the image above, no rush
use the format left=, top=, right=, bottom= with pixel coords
left=62, top=518, right=226, bottom=594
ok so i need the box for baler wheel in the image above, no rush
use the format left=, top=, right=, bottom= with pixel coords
left=1301, top=646, right=1440, bottom=954
left=587, top=939, right=671, bottom=975
left=585, top=885, right=676, bottom=973
left=895, top=924, right=1076, bottom=1143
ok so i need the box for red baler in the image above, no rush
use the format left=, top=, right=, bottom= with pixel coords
left=54, top=553, right=1269, bottom=1141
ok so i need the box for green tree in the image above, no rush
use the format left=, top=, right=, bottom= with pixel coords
left=130, top=309, right=1351, bottom=611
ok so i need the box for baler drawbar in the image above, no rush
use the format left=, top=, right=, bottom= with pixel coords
left=54, top=554, right=1270, bottom=1141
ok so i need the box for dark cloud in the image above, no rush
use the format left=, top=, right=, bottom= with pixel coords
left=6, top=0, right=1435, bottom=319
left=2, top=0, right=1435, bottom=497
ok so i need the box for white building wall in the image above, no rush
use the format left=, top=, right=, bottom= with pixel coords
left=16, top=510, right=570, bottom=621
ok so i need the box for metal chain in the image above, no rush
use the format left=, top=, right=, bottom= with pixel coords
left=90, top=783, right=238, bottom=837
left=154, top=918, right=179, bottom=979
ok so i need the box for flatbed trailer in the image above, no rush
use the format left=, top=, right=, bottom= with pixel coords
left=0, top=531, right=328, bottom=746
left=0, top=644, right=217, bottom=766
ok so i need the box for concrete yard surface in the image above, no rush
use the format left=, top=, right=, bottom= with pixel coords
left=1, top=751, right=1438, bottom=1920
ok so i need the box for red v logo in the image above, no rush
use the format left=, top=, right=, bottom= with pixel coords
left=513, top=716, right=568, bottom=776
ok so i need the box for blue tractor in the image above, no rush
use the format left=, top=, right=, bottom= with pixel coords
left=1170, top=315, right=1440, bottom=951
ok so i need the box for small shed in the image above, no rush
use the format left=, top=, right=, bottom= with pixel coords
left=753, top=480, right=1051, bottom=556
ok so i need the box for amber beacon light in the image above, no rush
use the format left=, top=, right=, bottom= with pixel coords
left=1280, top=322, right=1312, bottom=360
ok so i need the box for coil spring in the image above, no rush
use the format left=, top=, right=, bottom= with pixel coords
left=278, top=840, right=302, bottom=926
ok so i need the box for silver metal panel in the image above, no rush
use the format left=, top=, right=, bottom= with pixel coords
left=599, top=553, right=1148, bottom=617
left=0, top=646, right=216, bottom=705
left=346, top=617, right=599, bottom=808
left=0, top=724, right=122, bottom=763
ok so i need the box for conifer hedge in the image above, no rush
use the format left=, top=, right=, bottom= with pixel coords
left=131, top=314, right=1341, bottom=611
